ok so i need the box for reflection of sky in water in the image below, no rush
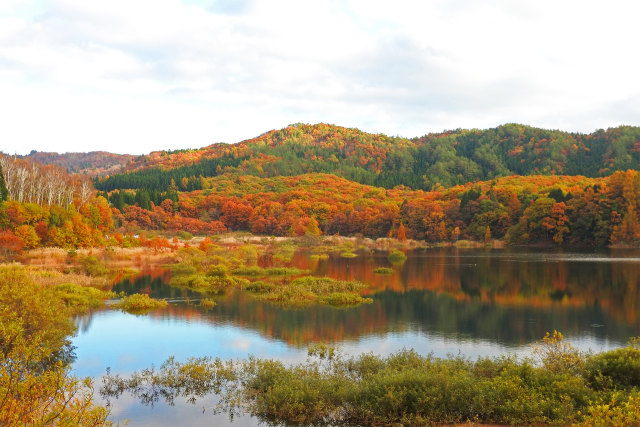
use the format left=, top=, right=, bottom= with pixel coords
left=71, top=309, right=622, bottom=378
left=71, top=310, right=307, bottom=378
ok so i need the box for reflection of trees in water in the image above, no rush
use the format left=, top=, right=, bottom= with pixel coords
left=292, top=248, right=640, bottom=324
left=111, top=269, right=199, bottom=299
left=74, top=312, right=95, bottom=334
left=97, top=249, right=640, bottom=347
left=134, top=288, right=636, bottom=349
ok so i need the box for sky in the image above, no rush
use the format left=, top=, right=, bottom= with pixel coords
left=1, top=0, right=639, bottom=155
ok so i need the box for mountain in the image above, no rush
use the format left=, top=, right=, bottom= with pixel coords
left=94, top=123, right=640, bottom=193
left=22, top=151, right=135, bottom=177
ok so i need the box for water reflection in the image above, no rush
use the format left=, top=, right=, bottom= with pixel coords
left=73, top=248, right=640, bottom=425
left=72, top=248, right=640, bottom=373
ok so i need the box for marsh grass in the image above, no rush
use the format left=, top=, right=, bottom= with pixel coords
left=170, top=273, right=248, bottom=294
left=252, top=276, right=372, bottom=307
left=271, top=243, right=296, bottom=264
left=114, top=293, right=168, bottom=314
left=231, top=266, right=309, bottom=276
left=339, top=251, right=357, bottom=258
left=199, top=298, right=217, bottom=309
left=309, top=253, right=329, bottom=261
left=101, top=334, right=640, bottom=426
left=168, top=244, right=371, bottom=307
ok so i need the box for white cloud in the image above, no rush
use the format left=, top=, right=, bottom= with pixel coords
left=0, top=0, right=639, bottom=154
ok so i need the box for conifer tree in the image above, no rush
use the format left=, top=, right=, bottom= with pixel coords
left=0, top=162, right=7, bottom=203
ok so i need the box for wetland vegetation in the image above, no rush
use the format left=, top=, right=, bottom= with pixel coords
left=102, top=334, right=640, bottom=426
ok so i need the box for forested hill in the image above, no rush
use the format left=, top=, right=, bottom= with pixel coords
left=94, top=123, right=640, bottom=192
left=23, top=151, right=135, bottom=177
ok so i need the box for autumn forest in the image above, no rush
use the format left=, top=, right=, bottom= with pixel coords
left=3, top=123, right=640, bottom=253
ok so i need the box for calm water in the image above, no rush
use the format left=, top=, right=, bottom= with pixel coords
left=71, top=248, right=640, bottom=425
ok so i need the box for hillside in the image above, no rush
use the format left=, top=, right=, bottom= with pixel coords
left=23, top=150, right=135, bottom=177
left=4, top=123, right=640, bottom=251
left=94, top=123, right=640, bottom=192
left=103, top=171, right=628, bottom=247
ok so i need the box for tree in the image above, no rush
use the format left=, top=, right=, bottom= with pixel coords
left=484, top=226, right=492, bottom=245
left=0, top=231, right=24, bottom=260
left=451, top=226, right=460, bottom=242
left=0, top=266, right=110, bottom=425
left=397, top=222, right=407, bottom=241
left=13, top=225, right=39, bottom=249
left=0, top=161, right=7, bottom=202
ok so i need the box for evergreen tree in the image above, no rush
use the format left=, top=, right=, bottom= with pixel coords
left=0, top=162, right=7, bottom=202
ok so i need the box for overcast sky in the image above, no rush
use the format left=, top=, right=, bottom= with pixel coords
left=1, top=0, right=639, bottom=155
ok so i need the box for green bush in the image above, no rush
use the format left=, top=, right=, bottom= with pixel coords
left=586, top=343, right=640, bottom=389
left=102, top=342, right=613, bottom=426
left=170, top=263, right=197, bottom=276
left=206, top=265, right=230, bottom=277
left=177, top=231, right=193, bottom=240
left=79, top=255, right=109, bottom=277
left=387, top=249, right=407, bottom=264
left=581, top=391, right=640, bottom=426
left=373, top=267, right=393, bottom=275
left=54, top=283, right=114, bottom=314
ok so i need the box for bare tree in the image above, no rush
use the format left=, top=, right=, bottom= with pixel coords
left=0, top=154, right=93, bottom=207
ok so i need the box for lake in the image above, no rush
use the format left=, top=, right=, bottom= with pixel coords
left=71, top=248, right=640, bottom=425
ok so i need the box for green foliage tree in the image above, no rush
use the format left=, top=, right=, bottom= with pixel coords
left=0, top=265, right=110, bottom=424
left=0, top=162, right=7, bottom=203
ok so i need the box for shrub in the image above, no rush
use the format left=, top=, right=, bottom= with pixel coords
left=582, top=391, right=640, bottom=426
left=206, top=265, right=230, bottom=277
left=54, top=283, right=115, bottom=314
left=373, top=267, right=394, bottom=275
left=102, top=340, right=609, bottom=426
left=532, top=331, right=584, bottom=374
left=79, top=255, right=109, bottom=277
left=387, top=249, right=407, bottom=264
left=177, top=230, right=193, bottom=240
left=170, top=263, right=198, bottom=276
left=0, top=231, right=24, bottom=260
left=585, top=339, right=640, bottom=389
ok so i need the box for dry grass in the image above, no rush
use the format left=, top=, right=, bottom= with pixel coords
left=16, top=246, right=178, bottom=290
left=22, top=246, right=177, bottom=272
left=0, top=263, right=110, bottom=289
